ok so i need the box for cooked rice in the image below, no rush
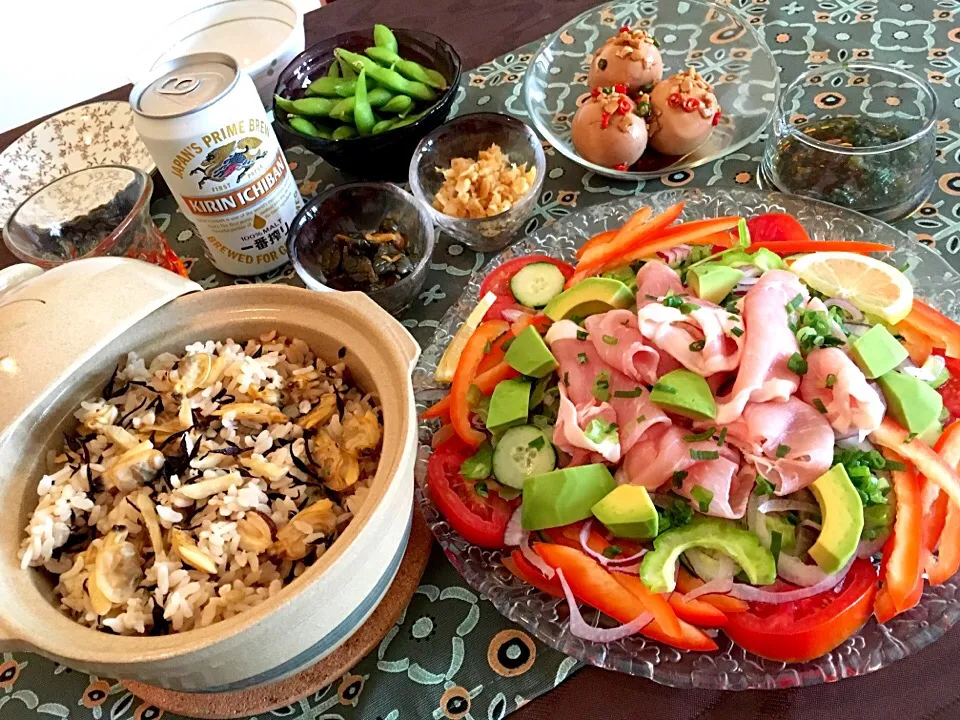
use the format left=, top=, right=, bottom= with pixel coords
left=18, top=332, right=382, bottom=635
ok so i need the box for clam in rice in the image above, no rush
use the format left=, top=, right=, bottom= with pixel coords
left=17, top=332, right=383, bottom=635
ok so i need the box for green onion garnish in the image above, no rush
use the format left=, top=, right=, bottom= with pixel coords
left=690, top=485, right=714, bottom=513
left=716, top=427, right=728, bottom=446
left=689, top=339, right=706, bottom=352
left=754, top=477, right=776, bottom=496
left=614, top=387, right=643, bottom=398
left=673, top=469, right=688, bottom=487
left=577, top=353, right=588, bottom=364
left=602, top=335, right=619, bottom=345
left=684, top=427, right=716, bottom=442
left=730, top=326, right=744, bottom=337
left=787, top=353, right=808, bottom=375
left=776, top=444, right=791, bottom=458
left=653, top=382, right=677, bottom=394
left=813, top=398, right=829, bottom=414
left=690, top=449, right=720, bottom=461
left=602, top=545, right=623, bottom=559
left=826, top=374, right=837, bottom=388
left=576, top=330, right=589, bottom=341
left=528, top=436, right=546, bottom=450
left=770, top=530, right=783, bottom=566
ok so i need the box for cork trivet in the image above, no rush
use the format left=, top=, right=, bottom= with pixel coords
left=124, top=508, right=433, bottom=719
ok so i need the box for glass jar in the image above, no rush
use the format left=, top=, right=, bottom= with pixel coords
left=2, top=165, right=188, bottom=276
left=760, top=62, right=937, bottom=222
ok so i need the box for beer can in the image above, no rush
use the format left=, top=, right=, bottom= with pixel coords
left=130, top=53, right=303, bottom=276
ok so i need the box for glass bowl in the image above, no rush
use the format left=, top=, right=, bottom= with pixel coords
left=760, top=62, right=938, bottom=223
left=286, top=181, right=435, bottom=316
left=408, top=112, right=546, bottom=253
left=412, top=186, right=960, bottom=690
left=273, top=28, right=462, bottom=182
left=2, top=165, right=186, bottom=276
left=523, top=0, right=779, bottom=180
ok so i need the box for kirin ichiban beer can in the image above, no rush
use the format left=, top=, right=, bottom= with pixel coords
left=131, top=53, right=303, bottom=276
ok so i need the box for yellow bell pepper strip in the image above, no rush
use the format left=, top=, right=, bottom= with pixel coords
left=881, top=466, right=923, bottom=612
left=928, top=420, right=960, bottom=584
left=450, top=320, right=509, bottom=446
left=870, top=417, right=960, bottom=509
left=898, top=299, right=960, bottom=359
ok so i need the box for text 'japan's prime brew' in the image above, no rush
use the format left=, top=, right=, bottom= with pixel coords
left=130, top=53, right=302, bottom=275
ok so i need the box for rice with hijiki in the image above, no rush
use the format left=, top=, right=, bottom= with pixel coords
left=18, top=332, right=382, bottom=635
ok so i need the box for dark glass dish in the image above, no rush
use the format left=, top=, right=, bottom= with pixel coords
left=273, top=29, right=462, bottom=182
left=287, top=181, right=435, bottom=316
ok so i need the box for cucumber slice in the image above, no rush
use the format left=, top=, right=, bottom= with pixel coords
left=493, top=425, right=556, bottom=489
left=510, top=262, right=565, bottom=308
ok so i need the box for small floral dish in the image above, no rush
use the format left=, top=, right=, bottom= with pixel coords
left=523, top=0, right=779, bottom=180
left=0, top=101, right=154, bottom=229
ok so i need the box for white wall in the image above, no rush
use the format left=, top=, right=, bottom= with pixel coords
left=0, top=0, right=319, bottom=133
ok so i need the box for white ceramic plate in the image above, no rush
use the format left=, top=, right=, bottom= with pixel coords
left=0, top=101, right=154, bottom=229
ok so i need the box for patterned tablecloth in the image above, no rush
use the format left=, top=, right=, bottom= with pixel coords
left=5, top=1, right=960, bottom=719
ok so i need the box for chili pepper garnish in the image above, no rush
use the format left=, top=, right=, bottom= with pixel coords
left=619, top=25, right=631, bottom=33
left=712, top=109, right=722, bottom=126
left=635, top=100, right=651, bottom=117
left=618, top=97, right=632, bottom=115
left=683, top=97, right=701, bottom=112
left=614, top=163, right=629, bottom=171
left=591, top=87, right=602, bottom=99
left=667, top=92, right=683, bottom=109
left=601, top=112, right=611, bottom=129
left=614, top=83, right=628, bottom=94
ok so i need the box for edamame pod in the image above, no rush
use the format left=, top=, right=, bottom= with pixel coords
left=290, top=97, right=334, bottom=117
left=393, top=109, right=428, bottom=129
left=380, top=94, right=414, bottom=115
left=289, top=116, right=332, bottom=139
left=332, top=124, right=358, bottom=140
left=372, top=118, right=398, bottom=135
left=327, top=59, right=341, bottom=78
left=336, top=49, right=437, bottom=102
left=373, top=24, right=399, bottom=54
left=353, top=69, right=376, bottom=136
left=365, top=47, right=448, bottom=90
left=274, top=95, right=298, bottom=114
left=306, top=76, right=357, bottom=98
left=329, top=98, right=354, bottom=122
left=339, top=56, right=357, bottom=80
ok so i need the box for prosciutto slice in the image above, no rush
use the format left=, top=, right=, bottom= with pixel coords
left=678, top=459, right=755, bottom=520
left=636, top=301, right=744, bottom=377
left=584, top=310, right=660, bottom=385
left=721, top=397, right=834, bottom=495
left=554, top=385, right=621, bottom=463
left=715, top=270, right=807, bottom=424
left=635, top=261, right=684, bottom=304
left=800, top=348, right=885, bottom=435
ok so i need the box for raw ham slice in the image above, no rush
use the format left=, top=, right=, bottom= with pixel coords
left=678, top=459, right=755, bottom=520
left=721, top=397, right=834, bottom=495
left=635, top=261, right=683, bottom=304
left=636, top=302, right=744, bottom=377
left=715, top=271, right=807, bottom=424
left=584, top=310, right=660, bottom=384
left=800, top=347, right=884, bottom=435
left=554, top=385, right=621, bottom=463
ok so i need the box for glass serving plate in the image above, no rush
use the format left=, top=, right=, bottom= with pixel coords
left=413, top=187, right=960, bottom=691
left=523, top=0, right=779, bottom=181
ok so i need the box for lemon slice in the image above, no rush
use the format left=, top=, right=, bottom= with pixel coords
left=789, top=252, right=913, bottom=324
left=434, top=292, right=498, bottom=383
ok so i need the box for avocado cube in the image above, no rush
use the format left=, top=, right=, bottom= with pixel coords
left=808, top=464, right=864, bottom=574
left=521, top=464, right=617, bottom=531
left=504, top=325, right=558, bottom=378
left=485, top=379, right=531, bottom=433
left=877, top=369, right=943, bottom=434
left=650, top=369, right=717, bottom=421
left=542, top=277, right=634, bottom=322
left=687, top=264, right=744, bottom=304
left=591, top=484, right=658, bottom=539
left=850, top=325, right=909, bottom=379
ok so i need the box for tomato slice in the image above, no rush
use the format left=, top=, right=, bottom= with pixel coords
left=723, top=559, right=878, bottom=663
left=479, top=255, right=575, bottom=301
left=745, top=213, right=811, bottom=245
left=426, top=438, right=515, bottom=548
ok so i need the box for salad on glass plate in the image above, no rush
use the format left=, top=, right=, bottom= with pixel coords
left=415, top=189, right=960, bottom=684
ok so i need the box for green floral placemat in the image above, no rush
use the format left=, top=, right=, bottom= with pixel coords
left=6, top=0, right=960, bottom=717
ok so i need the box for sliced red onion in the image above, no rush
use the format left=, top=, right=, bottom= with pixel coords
left=739, top=265, right=762, bottom=279
left=869, top=381, right=887, bottom=417
left=608, top=563, right=642, bottom=575
left=657, top=244, right=692, bottom=267
left=557, top=568, right=653, bottom=642
left=845, top=323, right=871, bottom=337
left=730, top=558, right=853, bottom=603
left=903, top=355, right=946, bottom=384
left=682, top=575, right=734, bottom=602
left=685, top=547, right=738, bottom=582
left=857, top=535, right=888, bottom=558
left=578, top=519, right=647, bottom=567
left=757, top=499, right=821, bottom=515
left=836, top=435, right=876, bottom=452
left=500, top=307, right=535, bottom=323
left=776, top=553, right=829, bottom=587
left=519, top=532, right=556, bottom=579
left=504, top=506, right=524, bottom=547
left=799, top=519, right=822, bottom=532
left=824, top=298, right=864, bottom=322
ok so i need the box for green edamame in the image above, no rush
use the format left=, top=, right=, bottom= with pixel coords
left=288, top=116, right=331, bottom=139
left=274, top=95, right=298, bottom=114
left=305, top=76, right=357, bottom=98
left=328, top=87, right=394, bottom=120
left=393, top=109, right=428, bottom=129
left=339, top=56, right=357, bottom=80
left=372, top=118, right=398, bottom=135
left=373, top=24, right=399, bottom=54
left=290, top=97, right=334, bottom=117
left=327, top=59, right=340, bottom=78
left=380, top=94, right=414, bottom=115
left=364, top=47, right=448, bottom=90
left=353, top=69, right=376, bottom=136
left=329, top=98, right=355, bottom=122
left=336, top=49, right=437, bottom=102
left=332, top=124, right=358, bottom=140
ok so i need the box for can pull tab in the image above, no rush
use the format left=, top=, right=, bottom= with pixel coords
left=158, top=75, right=201, bottom=96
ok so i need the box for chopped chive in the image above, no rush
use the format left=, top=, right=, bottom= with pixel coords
left=775, top=444, right=791, bottom=458
left=716, top=427, right=728, bottom=446
left=754, top=476, right=775, bottom=496
left=576, top=330, right=589, bottom=341
left=813, top=398, right=829, bottom=414
left=528, top=436, right=546, bottom=450
left=563, top=371, right=570, bottom=386
left=885, top=460, right=907, bottom=471
left=673, top=470, right=688, bottom=487
left=474, top=481, right=488, bottom=498
left=786, top=293, right=804, bottom=311
left=826, top=373, right=837, bottom=388
left=787, top=352, right=808, bottom=375
left=636, top=414, right=647, bottom=424
left=905, top=432, right=918, bottom=443
left=614, top=387, right=643, bottom=398
left=690, top=485, right=714, bottom=513
left=690, top=449, right=720, bottom=461
left=602, top=335, right=619, bottom=345
left=653, top=382, right=677, bottom=394
left=684, top=427, right=716, bottom=442
left=594, top=371, right=611, bottom=402
left=730, top=326, right=744, bottom=337
left=689, top=339, right=706, bottom=352
left=578, top=352, right=588, bottom=364
left=602, top=545, right=623, bottom=559
left=663, top=295, right=685, bottom=308
left=770, top=530, right=783, bottom=566
left=679, top=302, right=699, bottom=315
left=483, top=340, right=492, bottom=354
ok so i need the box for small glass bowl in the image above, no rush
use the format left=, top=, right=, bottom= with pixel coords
left=408, top=112, right=546, bottom=253
left=287, top=182, right=435, bottom=316
left=760, top=62, right=937, bottom=222
left=2, top=165, right=187, bottom=275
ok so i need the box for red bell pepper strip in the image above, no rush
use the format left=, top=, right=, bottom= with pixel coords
left=898, top=300, right=960, bottom=360
left=875, top=527, right=924, bottom=622
left=576, top=206, right=652, bottom=259
left=928, top=420, right=960, bottom=584
left=503, top=549, right=565, bottom=599
left=667, top=592, right=728, bottom=628
left=881, top=467, right=923, bottom=612
left=449, top=320, right=509, bottom=446
left=870, top=418, right=960, bottom=509
left=422, top=360, right=520, bottom=421
left=746, top=240, right=894, bottom=255
left=613, top=573, right=719, bottom=651
left=897, top=321, right=935, bottom=366
left=674, top=567, right=748, bottom=613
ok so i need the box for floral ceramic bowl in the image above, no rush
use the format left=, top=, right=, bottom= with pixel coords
left=0, top=102, right=154, bottom=229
